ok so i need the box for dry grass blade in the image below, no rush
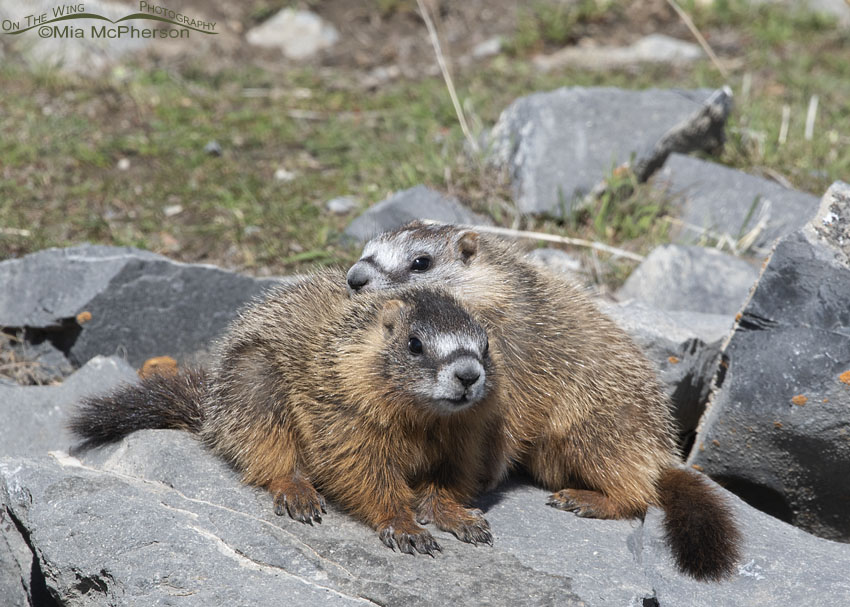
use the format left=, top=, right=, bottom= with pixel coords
left=415, top=0, right=480, bottom=155
left=665, top=0, right=729, bottom=81
left=419, top=219, right=645, bottom=261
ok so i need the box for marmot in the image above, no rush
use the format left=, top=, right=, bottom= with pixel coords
left=70, top=269, right=499, bottom=554
left=346, top=222, right=741, bottom=580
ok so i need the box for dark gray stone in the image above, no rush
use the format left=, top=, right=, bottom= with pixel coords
left=0, top=504, right=32, bottom=607
left=599, top=300, right=732, bottom=437
left=0, top=356, right=137, bottom=458
left=688, top=181, right=850, bottom=542
left=0, top=245, right=282, bottom=368
left=643, top=490, right=850, bottom=606
left=1, top=434, right=586, bottom=607
left=4, top=428, right=850, bottom=606
left=488, top=87, right=720, bottom=216
left=344, top=186, right=493, bottom=243
left=0, top=244, right=162, bottom=329
left=617, top=244, right=759, bottom=315
left=656, top=153, right=820, bottom=253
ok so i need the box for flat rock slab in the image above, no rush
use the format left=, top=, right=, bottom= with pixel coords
left=600, top=300, right=733, bottom=436
left=689, top=181, right=850, bottom=542
left=344, top=185, right=493, bottom=243
left=656, top=153, right=820, bottom=252
left=0, top=356, right=137, bottom=459
left=0, top=245, right=282, bottom=369
left=617, top=244, right=759, bottom=315
left=3, top=428, right=850, bottom=606
left=488, top=87, right=717, bottom=216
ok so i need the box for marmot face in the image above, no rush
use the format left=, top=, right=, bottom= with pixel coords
left=347, top=222, right=479, bottom=295
left=379, top=288, right=491, bottom=415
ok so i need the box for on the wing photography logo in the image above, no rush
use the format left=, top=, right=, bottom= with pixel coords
left=1, top=2, right=217, bottom=39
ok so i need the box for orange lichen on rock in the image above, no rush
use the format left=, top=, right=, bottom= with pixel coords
left=839, top=370, right=850, bottom=385
left=691, top=464, right=704, bottom=472
left=735, top=313, right=742, bottom=322
left=76, top=311, right=92, bottom=324
left=139, top=356, right=179, bottom=379
left=774, top=421, right=783, bottom=429
left=668, top=356, right=680, bottom=364
left=712, top=439, right=720, bottom=447
left=791, top=395, right=808, bottom=406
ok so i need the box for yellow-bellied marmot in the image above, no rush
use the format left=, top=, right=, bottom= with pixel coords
left=70, top=269, right=499, bottom=554
left=346, top=222, right=740, bottom=580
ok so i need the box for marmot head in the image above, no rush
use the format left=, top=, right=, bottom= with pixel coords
left=373, top=287, right=491, bottom=415
left=347, top=221, right=480, bottom=295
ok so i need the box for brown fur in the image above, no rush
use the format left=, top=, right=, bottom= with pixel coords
left=348, top=222, right=741, bottom=578
left=71, top=269, right=500, bottom=554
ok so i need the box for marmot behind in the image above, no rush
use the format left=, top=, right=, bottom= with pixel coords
left=346, top=222, right=740, bottom=580
left=71, top=269, right=500, bottom=554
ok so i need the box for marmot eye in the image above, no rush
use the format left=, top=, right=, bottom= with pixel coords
left=410, top=256, right=431, bottom=272
left=408, top=336, right=423, bottom=355
left=483, top=339, right=489, bottom=356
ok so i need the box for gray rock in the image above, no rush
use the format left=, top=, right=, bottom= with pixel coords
left=617, top=244, right=759, bottom=315
left=4, top=428, right=850, bottom=606
left=472, top=37, right=502, bottom=58
left=326, top=196, right=360, bottom=215
left=245, top=8, right=339, bottom=59
left=656, top=153, right=820, bottom=253
left=0, top=245, right=282, bottom=369
left=0, top=356, right=137, bottom=458
left=204, top=140, right=222, bottom=156
left=0, top=0, right=158, bottom=75
left=489, top=87, right=724, bottom=216
left=0, top=506, right=32, bottom=607
left=534, top=34, right=702, bottom=72
left=527, top=248, right=583, bottom=278
left=643, top=490, right=850, bottom=606
left=688, top=181, right=850, bottom=542
left=344, top=185, right=493, bottom=243
left=600, top=300, right=733, bottom=437
left=0, top=244, right=162, bottom=329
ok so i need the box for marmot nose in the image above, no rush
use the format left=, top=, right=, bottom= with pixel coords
left=346, top=265, right=370, bottom=291
left=455, top=365, right=481, bottom=388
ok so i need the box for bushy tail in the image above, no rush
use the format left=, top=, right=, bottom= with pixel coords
left=657, top=467, right=741, bottom=581
left=69, top=367, right=208, bottom=451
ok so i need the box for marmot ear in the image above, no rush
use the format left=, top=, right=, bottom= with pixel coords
left=379, top=299, right=406, bottom=334
left=455, top=230, right=479, bottom=265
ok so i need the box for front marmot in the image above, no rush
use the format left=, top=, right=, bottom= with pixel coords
left=346, top=222, right=741, bottom=580
left=71, top=269, right=498, bottom=554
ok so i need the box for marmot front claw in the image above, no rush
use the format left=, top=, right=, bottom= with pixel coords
left=272, top=478, right=327, bottom=525
left=379, top=518, right=442, bottom=556
left=448, top=508, right=492, bottom=546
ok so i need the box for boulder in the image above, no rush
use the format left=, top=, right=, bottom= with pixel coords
left=0, top=245, right=281, bottom=369
left=656, top=153, right=820, bottom=253
left=617, top=244, right=759, bottom=315
left=488, top=87, right=730, bottom=216
left=599, top=300, right=733, bottom=437
left=344, top=185, right=493, bottom=243
left=3, top=428, right=850, bottom=606
left=688, top=181, right=850, bottom=542
left=0, top=356, right=137, bottom=458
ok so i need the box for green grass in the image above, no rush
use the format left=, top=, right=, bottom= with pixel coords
left=0, top=0, right=848, bottom=277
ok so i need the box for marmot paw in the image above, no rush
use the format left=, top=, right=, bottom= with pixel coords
left=378, top=519, right=442, bottom=556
